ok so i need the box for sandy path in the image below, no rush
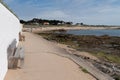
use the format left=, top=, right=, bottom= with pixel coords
left=5, top=32, right=95, bottom=80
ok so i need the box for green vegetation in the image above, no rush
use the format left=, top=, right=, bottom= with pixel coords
left=38, top=32, right=120, bottom=64
left=20, top=18, right=73, bottom=25
left=114, top=76, right=120, bottom=80
left=79, top=67, right=89, bottom=73
left=38, top=32, right=120, bottom=79
left=95, top=52, right=120, bottom=63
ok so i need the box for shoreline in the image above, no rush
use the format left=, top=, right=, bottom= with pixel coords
left=35, top=33, right=113, bottom=80
left=36, top=30, right=120, bottom=80
left=23, top=26, right=120, bottom=33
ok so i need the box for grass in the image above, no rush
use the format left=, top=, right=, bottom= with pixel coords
left=79, top=67, right=89, bottom=73
left=96, top=52, right=120, bottom=63
left=114, top=76, right=120, bottom=80
left=38, top=33, right=120, bottom=64
left=106, top=55, right=120, bottom=63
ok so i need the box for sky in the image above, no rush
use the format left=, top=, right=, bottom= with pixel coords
left=3, top=0, right=120, bottom=25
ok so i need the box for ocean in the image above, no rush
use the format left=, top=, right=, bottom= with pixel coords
left=67, top=29, right=120, bottom=36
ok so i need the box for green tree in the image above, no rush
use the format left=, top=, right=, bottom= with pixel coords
left=80, top=23, right=83, bottom=25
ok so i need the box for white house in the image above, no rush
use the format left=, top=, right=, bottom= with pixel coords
left=0, top=2, right=22, bottom=80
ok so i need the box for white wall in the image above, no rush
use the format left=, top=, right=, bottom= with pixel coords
left=0, top=3, right=22, bottom=80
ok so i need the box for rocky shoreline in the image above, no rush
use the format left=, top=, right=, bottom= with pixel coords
left=37, top=30, right=120, bottom=80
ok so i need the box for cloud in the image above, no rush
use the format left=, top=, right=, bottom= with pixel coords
left=3, top=0, right=120, bottom=25
left=37, top=10, right=69, bottom=19
left=3, top=0, right=14, bottom=4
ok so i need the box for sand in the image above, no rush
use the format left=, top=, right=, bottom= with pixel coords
left=23, top=26, right=120, bottom=33
left=57, top=43, right=99, bottom=61
left=5, top=32, right=95, bottom=80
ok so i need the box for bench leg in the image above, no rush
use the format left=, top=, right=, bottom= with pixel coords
left=20, top=58, right=24, bottom=68
left=13, top=58, right=19, bottom=68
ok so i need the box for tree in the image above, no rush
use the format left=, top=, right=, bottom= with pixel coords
left=80, top=23, right=83, bottom=25
left=66, top=22, right=73, bottom=25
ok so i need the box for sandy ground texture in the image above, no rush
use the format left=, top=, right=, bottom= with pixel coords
left=57, top=43, right=99, bottom=61
left=5, top=32, right=95, bottom=80
left=23, top=26, right=120, bottom=33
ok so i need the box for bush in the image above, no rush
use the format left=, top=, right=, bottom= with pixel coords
left=80, top=67, right=89, bottom=73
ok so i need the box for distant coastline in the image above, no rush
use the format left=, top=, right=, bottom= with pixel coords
left=23, top=25, right=120, bottom=33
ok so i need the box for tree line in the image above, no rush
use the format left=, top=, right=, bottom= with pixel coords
left=20, top=18, right=73, bottom=25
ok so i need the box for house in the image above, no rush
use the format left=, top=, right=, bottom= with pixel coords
left=0, top=2, right=22, bottom=80
left=43, top=22, right=49, bottom=25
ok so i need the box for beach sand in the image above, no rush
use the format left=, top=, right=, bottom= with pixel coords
left=23, top=26, right=120, bottom=33
left=57, top=43, right=99, bottom=61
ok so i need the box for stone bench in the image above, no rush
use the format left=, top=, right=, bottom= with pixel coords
left=8, top=46, right=24, bottom=69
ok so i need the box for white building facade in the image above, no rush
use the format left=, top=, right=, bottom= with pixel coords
left=0, top=3, right=22, bottom=80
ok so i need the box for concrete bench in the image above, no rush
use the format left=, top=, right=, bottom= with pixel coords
left=8, top=46, right=24, bottom=69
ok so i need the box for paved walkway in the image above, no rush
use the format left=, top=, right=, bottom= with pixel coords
left=5, top=32, right=95, bottom=80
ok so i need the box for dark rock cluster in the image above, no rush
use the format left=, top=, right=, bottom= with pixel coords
left=49, top=33, right=120, bottom=56
left=73, top=54, right=120, bottom=80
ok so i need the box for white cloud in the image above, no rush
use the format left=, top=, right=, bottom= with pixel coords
left=3, top=0, right=14, bottom=4
left=4, top=0, right=120, bottom=25
left=36, top=10, right=70, bottom=20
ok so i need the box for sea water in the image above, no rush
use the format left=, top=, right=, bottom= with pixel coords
left=67, top=29, right=120, bottom=36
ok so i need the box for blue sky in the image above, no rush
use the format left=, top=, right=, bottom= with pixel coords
left=3, top=0, right=120, bottom=25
